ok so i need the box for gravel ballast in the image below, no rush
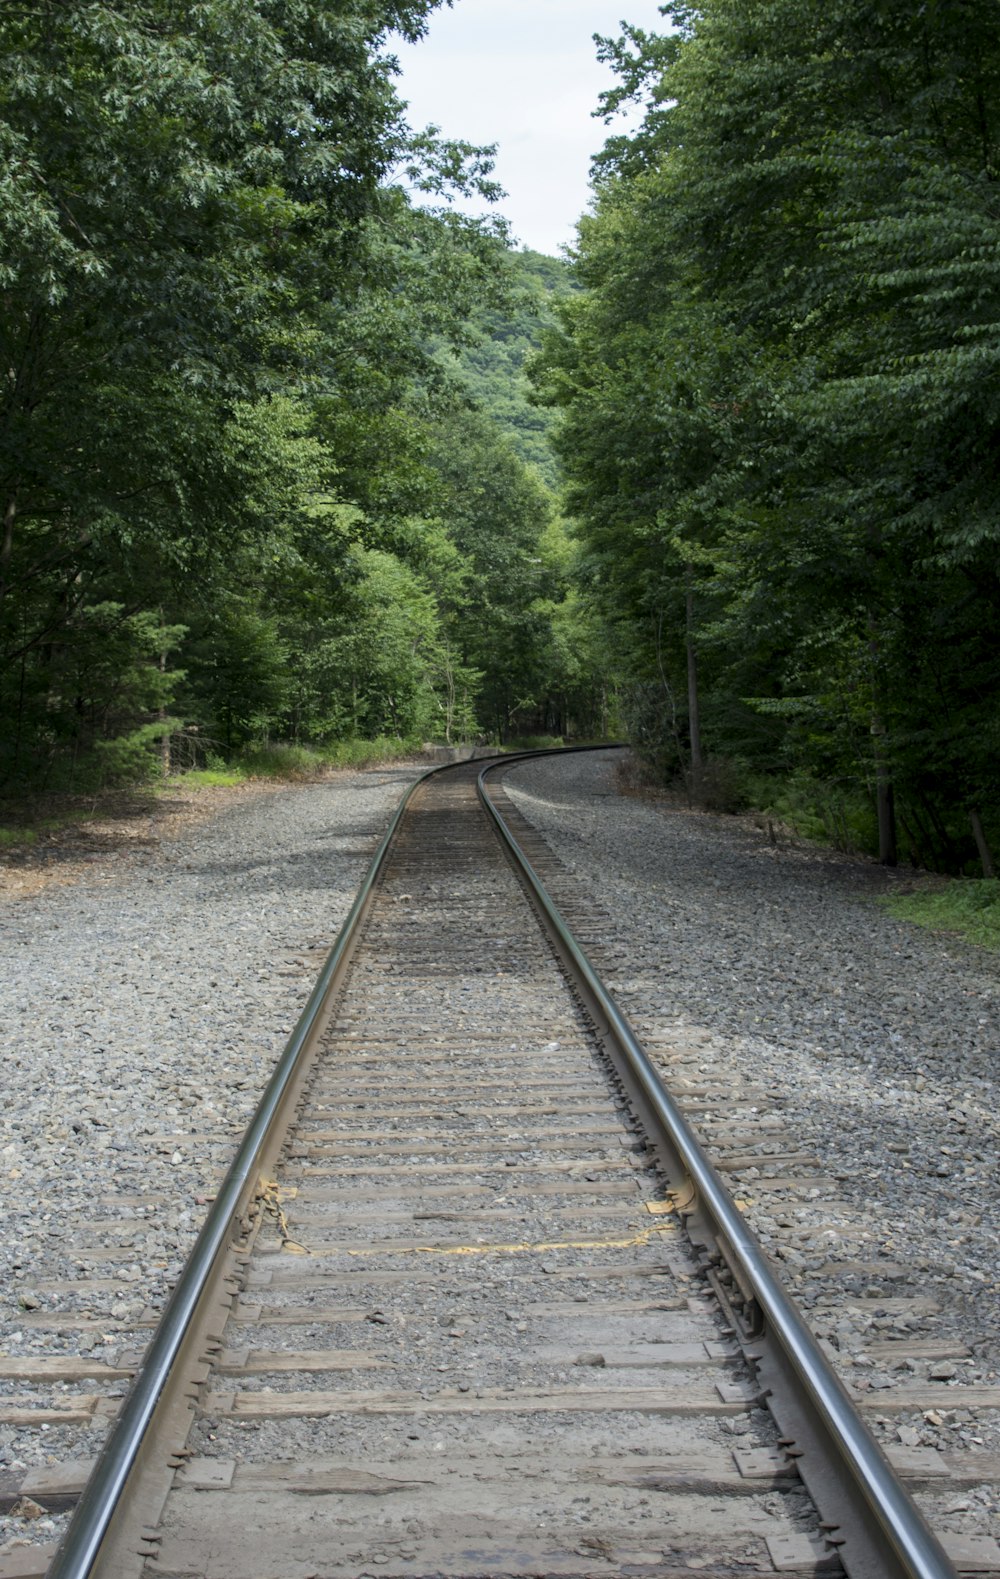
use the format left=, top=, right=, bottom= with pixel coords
left=0, top=763, right=425, bottom=1552
left=504, top=749, right=1000, bottom=1545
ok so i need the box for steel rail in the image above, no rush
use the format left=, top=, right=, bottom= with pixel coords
left=46, top=754, right=471, bottom=1579
left=478, top=754, right=957, bottom=1579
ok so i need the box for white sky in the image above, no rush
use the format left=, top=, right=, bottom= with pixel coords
left=391, top=0, right=662, bottom=257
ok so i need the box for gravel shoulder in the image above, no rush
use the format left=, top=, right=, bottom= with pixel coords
left=505, top=749, right=1000, bottom=1541
left=0, top=763, right=425, bottom=1550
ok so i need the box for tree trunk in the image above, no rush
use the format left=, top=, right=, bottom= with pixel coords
left=653, top=608, right=688, bottom=800
left=969, top=808, right=995, bottom=878
left=0, top=493, right=17, bottom=605
left=866, top=594, right=896, bottom=867
left=158, top=638, right=171, bottom=777
left=870, top=715, right=897, bottom=866
left=442, top=644, right=455, bottom=746
left=686, top=573, right=704, bottom=805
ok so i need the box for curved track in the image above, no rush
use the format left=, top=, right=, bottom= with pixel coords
left=38, top=752, right=963, bottom=1579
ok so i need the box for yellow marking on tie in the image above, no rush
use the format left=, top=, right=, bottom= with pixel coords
left=341, top=1224, right=678, bottom=1259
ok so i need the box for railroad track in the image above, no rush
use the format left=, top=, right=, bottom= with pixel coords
left=2, top=752, right=983, bottom=1577
left=493, top=755, right=1000, bottom=1575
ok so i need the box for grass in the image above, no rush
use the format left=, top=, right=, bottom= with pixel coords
left=164, top=767, right=247, bottom=789
left=504, top=734, right=565, bottom=752
left=0, top=826, right=38, bottom=848
left=162, top=737, right=422, bottom=788
left=319, top=735, right=421, bottom=770
left=0, top=809, right=93, bottom=846
left=882, top=878, right=1000, bottom=952
left=236, top=736, right=421, bottom=780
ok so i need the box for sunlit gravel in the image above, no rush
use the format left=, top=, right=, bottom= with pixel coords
left=505, top=748, right=1000, bottom=1531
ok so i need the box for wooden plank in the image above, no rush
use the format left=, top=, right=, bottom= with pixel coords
left=290, top=1178, right=640, bottom=1203
left=290, top=1135, right=630, bottom=1159
left=816, top=1261, right=911, bottom=1278
left=291, top=1156, right=639, bottom=1179
left=17, top=1313, right=157, bottom=1332
left=0, top=1544, right=59, bottom=1579
left=249, top=1259, right=682, bottom=1289
left=524, top=1296, right=690, bottom=1316
left=316, top=1063, right=591, bottom=1077
left=285, top=1201, right=645, bottom=1229
left=537, top=1342, right=720, bottom=1369
left=0, top=1357, right=130, bottom=1382
left=239, top=1295, right=696, bottom=1324
left=703, top=1120, right=786, bottom=1139
left=810, top=1296, right=941, bottom=1315
left=884, top=1447, right=956, bottom=1481
left=854, top=1384, right=1000, bottom=1411
left=178, top=1449, right=793, bottom=1500
left=728, top=1176, right=839, bottom=1194
left=298, top=1121, right=627, bottom=1143
left=718, top=1152, right=821, bottom=1172
left=203, top=1382, right=748, bottom=1420
left=37, top=1245, right=173, bottom=1265
left=767, top=1533, right=842, bottom=1573
left=939, top=1534, right=1000, bottom=1572
left=864, top=1339, right=972, bottom=1360
left=939, top=1450, right=1000, bottom=1483
left=0, top=1460, right=94, bottom=1513
left=302, top=1101, right=615, bottom=1121
left=232, top=1302, right=369, bottom=1324
left=21, top=1460, right=95, bottom=1500
left=0, top=1397, right=99, bottom=1426
left=24, top=1278, right=148, bottom=1295
left=249, top=1225, right=660, bottom=1250
left=217, top=1349, right=386, bottom=1375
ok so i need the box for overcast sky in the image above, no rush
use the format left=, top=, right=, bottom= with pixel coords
left=391, top=1, right=662, bottom=257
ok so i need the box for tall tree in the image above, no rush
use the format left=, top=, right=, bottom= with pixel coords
left=0, top=0, right=521, bottom=784
left=540, top=0, right=1000, bottom=867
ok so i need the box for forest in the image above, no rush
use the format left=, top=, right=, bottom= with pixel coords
left=0, top=0, right=608, bottom=800
left=534, top=0, right=1000, bottom=878
left=2, top=1, right=998, bottom=881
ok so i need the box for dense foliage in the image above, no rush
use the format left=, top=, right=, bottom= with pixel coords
left=440, top=249, right=576, bottom=489
left=0, top=2, right=609, bottom=790
left=535, top=0, right=1000, bottom=873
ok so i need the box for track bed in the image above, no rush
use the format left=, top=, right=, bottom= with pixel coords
left=131, top=766, right=826, bottom=1577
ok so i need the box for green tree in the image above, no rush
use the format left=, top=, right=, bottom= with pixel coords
left=0, top=0, right=520, bottom=785
left=541, top=0, right=1000, bottom=866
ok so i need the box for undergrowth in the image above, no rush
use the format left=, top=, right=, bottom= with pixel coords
left=882, top=880, right=1000, bottom=952
left=740, top=770, right=878, bottom=853
left=177, top=736, right=422, bottom=785
left=169, top=768, right=247, bottom=788
left=504, top=734, right=565, bottom=751
left=0, top=826, right=38, bottom=848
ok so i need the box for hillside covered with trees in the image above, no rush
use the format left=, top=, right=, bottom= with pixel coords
left=0, top=1, right=606, bottom=796
left=534, top=0, right=1000, bottom=876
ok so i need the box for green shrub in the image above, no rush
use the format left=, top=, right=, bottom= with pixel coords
left=741, top=770, right=878, bottom=853
left=238, top=743, right=322, bottom=780
left=236, top=736, right=420, bottom=780
left=93, top=720, right=181, bottom=787
left=504, top=735, right=565, bottom=751
left=882, top=879, right=1000, bottom=952
left=320, top=736, right=421, bottom=769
